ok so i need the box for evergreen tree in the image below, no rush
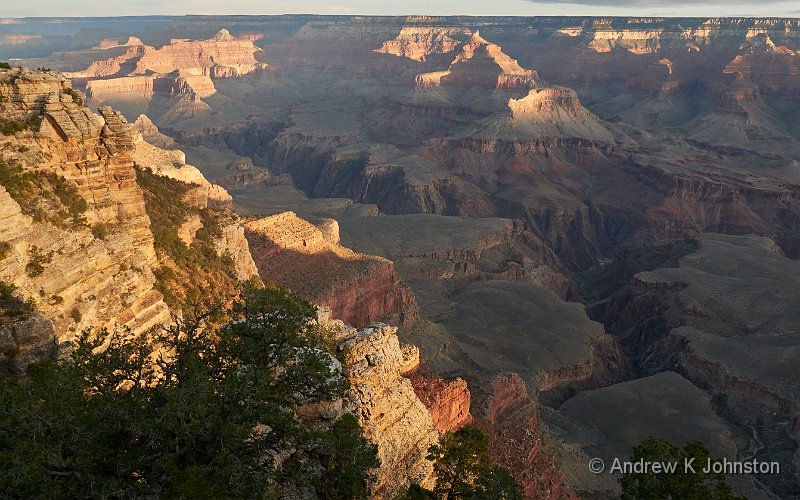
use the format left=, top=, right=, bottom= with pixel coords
left=0, top=285, right=377, bottom=499
left=619, top=437, right=746, bottom=500
left=406, top=424, right=522, bottom=499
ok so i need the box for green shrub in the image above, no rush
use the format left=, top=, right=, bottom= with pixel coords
left=0, top=117, right=27, bottom=136
left=0, top=158, right=87, bottom=228
left=417, top=425, right=522, bottom=499
left=0, top=112, right=43, bottom=135
left=0, top=280, right=36, bottom=318
left=0, top=285, right=377, bottom=497
left=0, top=62, right=11, bottom=70
left=25, top=245, right=53, bottom=278
left=91, top=223, right=110, bottom=240
left=620, top=437, right=746, bottom=500
left=63, top=87, right=83, bottom=106
left=27, top=112, right=41, bottom=131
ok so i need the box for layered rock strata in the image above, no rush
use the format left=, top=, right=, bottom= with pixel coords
left=0, top=67, right=171, bottom=365
left=483, top=374, right=577, bottom=500
left=338, top=323, right=440, bottom=498
left=374, top=26, right=464, bottom=61
left=76, top=30, right=267, bottom=111
left=244, top=211, right=416, bottom=328
left=416, top=31, right=539, bottom=90
left=407, top=365, right=472, bottom=434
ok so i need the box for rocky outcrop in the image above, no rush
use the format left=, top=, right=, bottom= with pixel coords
left=416, top=32, right=539, bottom=90
left=132, top=133, right=233, bottom=209
left=214, top=222, right=260, bottom=281
left=75, top=30, right=267, bottom=114
left=407, top=365, right=472, bottom=434
left=0, top=68, right=172, bottom=364
left=133, top=30, right=266, bottom=78
left=131, top=114, right=174, bottom=147
left=244, top=212, right=417, bottom=327
left=338, top=323, right=439, bottom=498
left=588, top=28, right=665, bottom=54
left=483, top=374, right=577, bottom=500
left=374, top=26, right=464, bottom=61
left=487, top=87, right=613, bottom=141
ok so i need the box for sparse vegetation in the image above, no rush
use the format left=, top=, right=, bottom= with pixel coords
left=63, top=87, right=83, bottom=106
left=0, top=285, right=378, bottom=498
left=0, top=158, right=87, bottom=228
left=0, top=112, right=41, bottom=136
left=406, top=425, right=522, bottom=499
left=69, top=307, right=81, bottom=323
left=91, top=222, right=110, bottom=240
left=25, top=245, right=53, bottom=278
left=135, top=165, right=240, bottom=311
left=0, top=62, right=11, bottom=69
left=0, top=241, right=10, bottom=261
left=0, top=280, right=36, bottom=318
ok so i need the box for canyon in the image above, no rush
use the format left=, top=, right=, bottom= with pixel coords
left=0, top=64, right=470, bottom=498
left=3, top=14, right=800, bottom=498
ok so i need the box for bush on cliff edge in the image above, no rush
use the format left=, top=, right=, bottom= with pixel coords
left=0, top=284, right=378, bottom=499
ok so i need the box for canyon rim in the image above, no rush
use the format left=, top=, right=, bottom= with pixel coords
left=2, top=11, right=800, bottom=500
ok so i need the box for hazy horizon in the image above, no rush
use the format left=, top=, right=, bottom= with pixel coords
left=4, top=0, right=800, bottom=19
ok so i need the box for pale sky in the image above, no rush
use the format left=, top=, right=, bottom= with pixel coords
left=4, top=0, right=800, bottom=18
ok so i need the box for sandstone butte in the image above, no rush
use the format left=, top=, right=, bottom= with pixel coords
left=415, top=31, right=539, bottom=90
left=243, top=211, right=418, bottom=329
left=72, top=29, right=267, bottom=108
left=0, top=66, right=264, bottom=365
left=374, top=26, right=465, bottom=62
left=0, top=66, right=482, bottom=499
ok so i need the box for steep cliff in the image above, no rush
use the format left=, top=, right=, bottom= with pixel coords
left=374, top=26, right=464, bottom=62
left=0, top=67, right=170, bottom=368
left=416, top=31, right=539, bottom=90
left=338, top=322, right=440, bottom=498
left=407, top=363, right=472, bottom=434
left=244, top=211, right=416, bottom=328
left=483, top=374, right=577, bottom=500
left=0, top=67, right=260, bottom=370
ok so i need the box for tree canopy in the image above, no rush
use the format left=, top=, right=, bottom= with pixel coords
left=404, top=424, right=522, bottom=499
left=620, top=437, right=746, bottom=500
left=0, top=285, right=378, bottom=499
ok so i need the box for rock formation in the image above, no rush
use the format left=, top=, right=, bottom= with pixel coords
left=416, top=31, right=539, bottom=90
left=131, top=113, right=174, bottom=147
left=407, top=364, right=472, bottom=434
left=338, top=323, right=440, bottom=498
left=130, top=126, right=258, bottom=281
left=374, top=26, right=464, bottom=61
left=0, top=67, right=260, bottom=369
left=479, top=87, right=614, bottom=142
left=10, top=16, right=800, bottom=497
left=244, top=212, right=416, bottom=328
left=483, top=374, right=577, bottom=500
left=0, top=67, right=170, bottom=366
left=67, top=30, right=268, bottom=121
left=132, top=133, right=233, bottom=209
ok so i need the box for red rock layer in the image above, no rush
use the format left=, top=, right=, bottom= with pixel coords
left=243, top=212, right=417, bottom=328
left=407, top=363, right=472, bottom=434
left=483, top=374, right=577, bottom=500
